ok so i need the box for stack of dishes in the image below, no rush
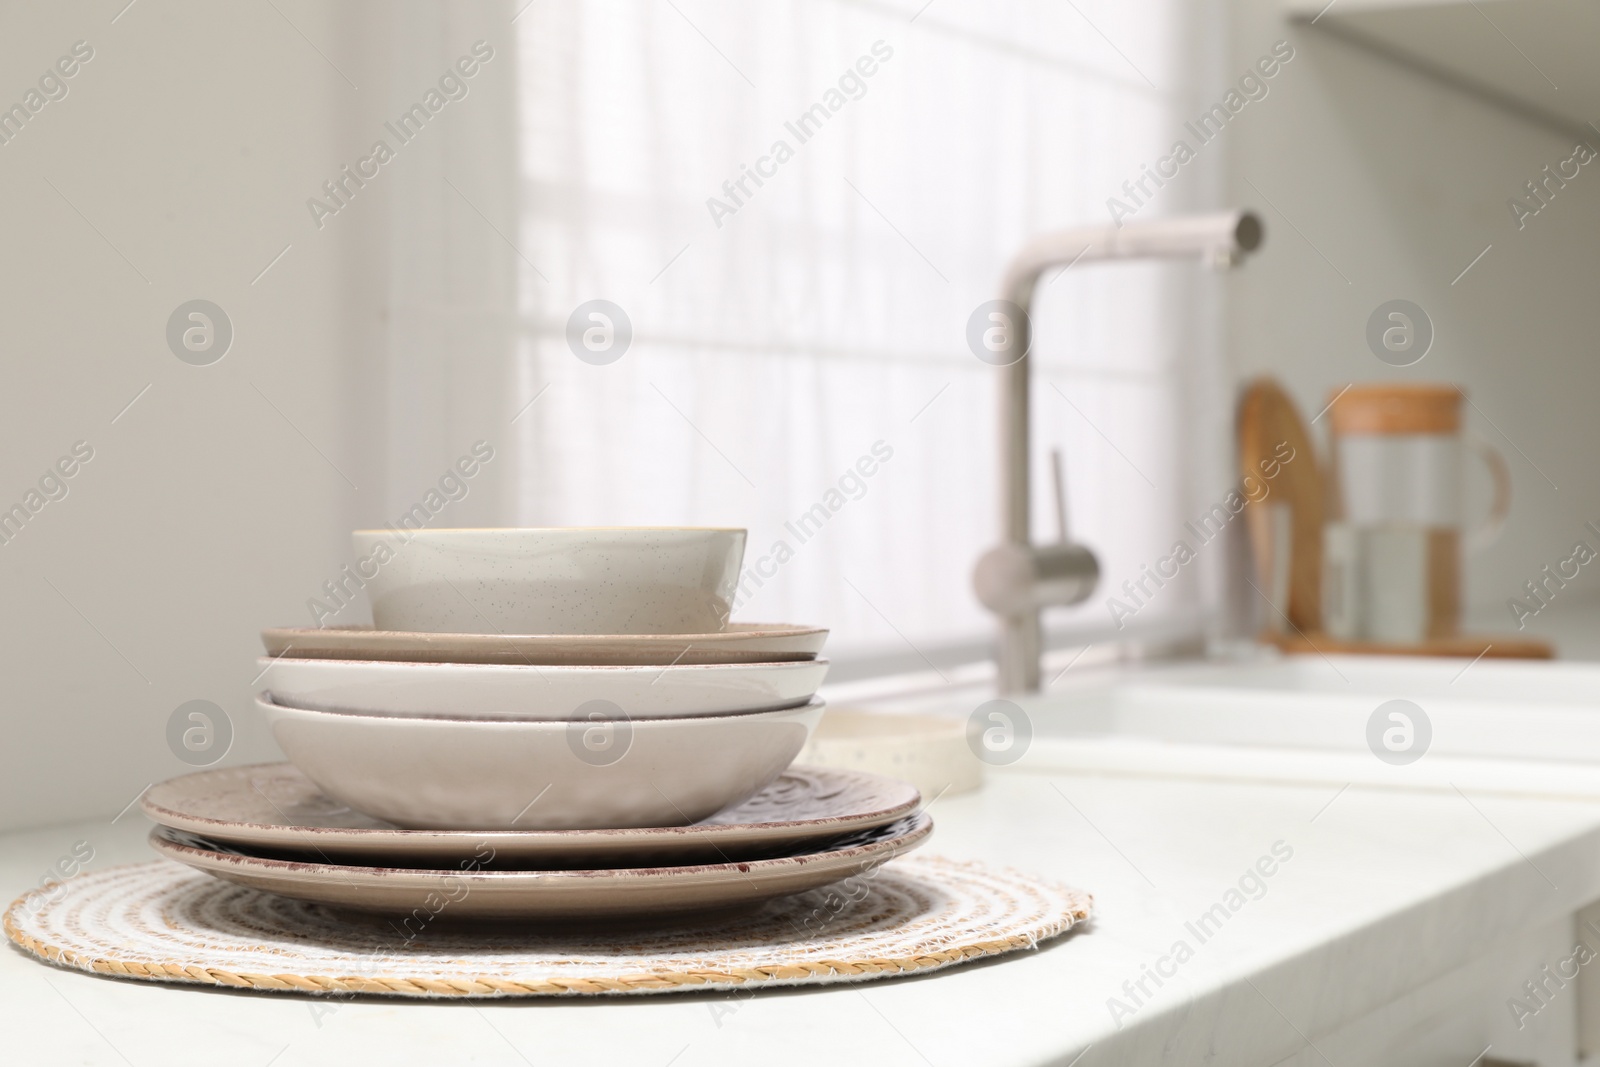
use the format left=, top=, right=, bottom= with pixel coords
left=144, top=528, right=931, bottom=920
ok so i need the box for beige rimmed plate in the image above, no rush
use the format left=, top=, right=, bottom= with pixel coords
left=255, top=656, right=829, bottom=719
left=261, top=623, right=828, bottom=665
left=148, top=814, right=933, bottom=919
left=141, top=763, right=922, bottom=867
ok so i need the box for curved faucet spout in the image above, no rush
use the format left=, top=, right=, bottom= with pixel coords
left=1001, top=211, right=1264, bottom=313
left=982, top=210, right=1264, bottom=694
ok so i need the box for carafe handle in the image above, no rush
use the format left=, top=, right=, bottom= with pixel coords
left=1466, top=436, right=1511, bottom=553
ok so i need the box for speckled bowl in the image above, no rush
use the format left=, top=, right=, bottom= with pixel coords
left=257, top=694, right=823, bottom=830
left=350, top=527, right=746, bottom=635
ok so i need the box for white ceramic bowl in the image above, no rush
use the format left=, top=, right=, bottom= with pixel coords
left=350, top=527, right=747, bottom=635
left=256, top=695, right=823, bottom=830
left=257, top=657, right=829, bottom=719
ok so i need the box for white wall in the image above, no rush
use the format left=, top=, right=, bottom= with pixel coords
left=0, top=3, right=391, bottom=832
left=1223, top=0, right=1600, bottom=629
left=0, top=2, right=524, bottom=834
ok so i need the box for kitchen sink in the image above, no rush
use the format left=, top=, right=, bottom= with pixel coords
left=872, top=653, right=1600, bottom=797
left=1130, top=652, right=1600, bottom=706
left=1036, top=657, right=1600, bottom=765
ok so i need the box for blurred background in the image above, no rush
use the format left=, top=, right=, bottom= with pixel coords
left=3, top=0, right=1598, bottom=831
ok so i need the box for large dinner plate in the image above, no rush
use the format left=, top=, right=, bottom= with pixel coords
left=141, top=763, right=922, bottom=867
left=148, top=814, right=933, bottom=919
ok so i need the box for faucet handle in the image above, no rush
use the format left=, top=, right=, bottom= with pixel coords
left=1049, top=447, right=1069, bottom=543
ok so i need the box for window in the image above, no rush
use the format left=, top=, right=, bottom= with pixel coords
left=509, top=0, right=1228, bottom=671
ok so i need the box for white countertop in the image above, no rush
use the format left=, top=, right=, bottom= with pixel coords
left=8, top=748, right=1600, bottom=1066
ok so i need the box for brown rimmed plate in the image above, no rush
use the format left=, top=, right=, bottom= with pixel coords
left=141, top=763, right=921, bottom=868
left=147, top=814, right=932, bottom=919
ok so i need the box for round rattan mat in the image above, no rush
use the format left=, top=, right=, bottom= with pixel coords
left=6, top=855, right=1092, bottom=998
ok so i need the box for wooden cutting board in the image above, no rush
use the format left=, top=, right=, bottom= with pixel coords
left=1237, top=378, right=1324, bottom=633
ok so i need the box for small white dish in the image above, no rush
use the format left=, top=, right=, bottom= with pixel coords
left=256, top=657, right=828, bottom=719
left=351, top=527, right=746, bottom=635
left=260, top=623, right=828, bottom=666
left=800, top=709, right=983, bottom=800
left=256, top=695, right=824, bottom=831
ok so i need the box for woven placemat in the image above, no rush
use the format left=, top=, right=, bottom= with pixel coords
left=6, top=855, right=1091, bottom=998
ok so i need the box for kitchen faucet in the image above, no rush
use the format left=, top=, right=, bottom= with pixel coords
left=973, top=210, right=1265, bottom=693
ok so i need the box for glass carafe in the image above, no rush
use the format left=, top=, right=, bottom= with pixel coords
left=1323, top=384, right=1509, bottom=643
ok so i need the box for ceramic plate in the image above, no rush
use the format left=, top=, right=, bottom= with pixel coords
left=147, top=814, right=933, bottom=919
left=258, top=696, right=823, bottom=831
left=256, top=656, right=829, bottom=719
left=260, top=623, right=828, bottom=666
left=141, top=763, right=922, bottom=867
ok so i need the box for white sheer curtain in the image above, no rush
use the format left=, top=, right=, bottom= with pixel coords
left=497, top=0, right=1229, bottom=668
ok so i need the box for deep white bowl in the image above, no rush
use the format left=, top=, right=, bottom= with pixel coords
left=256, top=694, right=823, bottom=830
left=350, top=527, right=747, bottom=635
left=257, top=656, right=829, bottom=719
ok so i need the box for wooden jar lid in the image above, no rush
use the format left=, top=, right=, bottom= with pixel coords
left=1327, top=383, right=1462, bottom=435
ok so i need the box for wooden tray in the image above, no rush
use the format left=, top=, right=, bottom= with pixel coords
left=1259, top=629, right=1552, bottom=660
